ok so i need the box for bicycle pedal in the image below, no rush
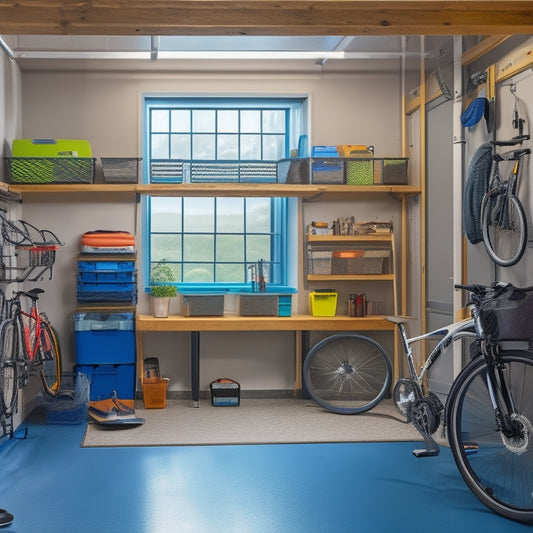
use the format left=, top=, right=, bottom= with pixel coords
left=412, top=448, right=440, bottom=458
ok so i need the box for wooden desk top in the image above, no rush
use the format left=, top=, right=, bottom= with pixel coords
left=136, top=314, right=395, bottom=332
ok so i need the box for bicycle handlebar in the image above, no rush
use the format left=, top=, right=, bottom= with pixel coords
left=492, top=134, right=530, bottom=147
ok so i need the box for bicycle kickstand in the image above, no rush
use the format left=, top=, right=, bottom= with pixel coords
left=408, top=402, right=441, bottom=457
left=412, top=432, right=440, bottom=458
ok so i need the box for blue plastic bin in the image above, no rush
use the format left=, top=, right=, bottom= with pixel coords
left=76, top=364, right=136, bottom=401
left=74, top=312, right=135, bottom=365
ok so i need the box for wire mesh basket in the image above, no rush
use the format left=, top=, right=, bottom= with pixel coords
left=0, top=244, right=59, bottom=282
left=0, top=213, right=63, bottom=282
left=101, top=158, right=141, bottom=183
left=5, top=157, right=95, bottom=184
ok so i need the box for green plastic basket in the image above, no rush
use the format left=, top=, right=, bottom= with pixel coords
left=6, top=157, right=95, bottom=184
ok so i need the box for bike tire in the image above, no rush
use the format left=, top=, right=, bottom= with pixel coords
left=481, top=190, right=527, bottom=267
left=0, top=319, right=19, bottom=417
left=303, top=334, right=392, bottom=415
left=447, top=351, right=533, bottom=523
left=39, top=320, right=62, bottom=397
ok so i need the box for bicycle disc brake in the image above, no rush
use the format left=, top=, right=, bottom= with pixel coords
left=392, top=378, right=418, bottom=419
left=501, top=413, right=533, bottom=455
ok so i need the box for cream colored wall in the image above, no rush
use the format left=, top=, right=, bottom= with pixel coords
left=18, top=67, right=404, bottom=394
left=0, top=52, right=22, bottom=163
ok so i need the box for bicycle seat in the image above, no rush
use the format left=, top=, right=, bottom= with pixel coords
left=492, top=134, right=530, bottom=146
left=384, top=316, right=414, bottom=325
left=22, top=287, right=45, bottom=299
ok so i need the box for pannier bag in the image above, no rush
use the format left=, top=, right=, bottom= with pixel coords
left=479, top=285, right=533, bottom=341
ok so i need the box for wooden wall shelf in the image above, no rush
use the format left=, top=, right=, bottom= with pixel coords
left=8, top=183, right=421, bottom=200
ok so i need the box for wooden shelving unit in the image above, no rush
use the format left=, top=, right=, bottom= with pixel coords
left=8, top=182, right=420, bottom=199
left=305, top=231, right=397, bottom=312
left=9, top=180, right=419, bottom=384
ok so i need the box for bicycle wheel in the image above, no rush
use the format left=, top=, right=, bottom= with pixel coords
left=0, top=319, right=19, bottom=417
left=481, top=189, right=527, bottom=267
left=38, top=321, right=61, bottom=397
left=303, top=334, right=392, bottom=414
left=447, top=351, right=533, bottom=523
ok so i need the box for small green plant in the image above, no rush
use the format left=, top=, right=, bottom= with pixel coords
left=150, top=261, right=177, bottom=298
left=150, top=284, right=178, bottom=298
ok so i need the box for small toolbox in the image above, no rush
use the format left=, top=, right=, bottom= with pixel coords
left=210, top=378, right=240, bottom=407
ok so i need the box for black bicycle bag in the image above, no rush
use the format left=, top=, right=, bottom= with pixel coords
left=479, top=285, right=533, bottom=342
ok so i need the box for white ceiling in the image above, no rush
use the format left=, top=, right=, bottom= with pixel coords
left=2, top=34, right=454, bottom=72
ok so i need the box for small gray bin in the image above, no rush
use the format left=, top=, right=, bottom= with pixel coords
left=182, top=294, right=224, bottom=316
left=239, top=294, right=279, bottom=316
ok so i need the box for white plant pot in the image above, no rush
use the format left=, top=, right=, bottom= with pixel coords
left=152, top=296, right=170, bottom=318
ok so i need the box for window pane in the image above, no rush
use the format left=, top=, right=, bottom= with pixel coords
left=263, top=134, right=285, bottom=160
left=151, top=198, right=182, bottom=232
left=263, top=110, right=285, bottom=133
left=184, top=235, right=214, bottom=261
left=151, top=262, right=181, bottom=282
left=216, top=263, right=244, bottom=283
left=216, top=235, right=244, bottom=262
left=217, top=134, right=239, bottom=159
left=240, top=135, right=261, bottom=159
left=241, top=110, right=261, bottom=132
left=171, top=134, right=191, bottom=159
left=184, top=198, right=214, bottom=232
left=151, top=234, right=181, bottom=262
left=151, top=134, right=169, bottom=159
left=192, top=134, right=215, bottom=159
left=193, top=109, right=215, bottom=132
left=246, top=235, right=271, bottom=262
left=184, top=263, right=213, bottom=283
left=218, top=110, right=238, bottom=133
left=171, top=109, right=190, bottom=132
left=246, top=198, right=271, bottom=232
left=217, top=198, right=244, bottom=232
left=152, top=109, right=169, bottom=132
left=145, top=96, right=301, bottom=289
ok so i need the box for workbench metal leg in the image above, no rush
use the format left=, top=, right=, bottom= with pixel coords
left=301, top=331, right=310, bottom=398
left=191, top=331, right=200, bottom=407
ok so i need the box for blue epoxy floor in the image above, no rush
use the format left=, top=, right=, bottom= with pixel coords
left=0, top=415, right=531, bottom=533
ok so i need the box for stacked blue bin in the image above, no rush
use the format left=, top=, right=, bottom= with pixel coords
left=75, top=255, right=137, bottom=400
left=74, top=311, right=136, bottom=400
left=77, top=258, right=137, bottom=304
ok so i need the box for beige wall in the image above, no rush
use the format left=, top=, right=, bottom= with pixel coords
left=16, top=66, right=404, bottom=394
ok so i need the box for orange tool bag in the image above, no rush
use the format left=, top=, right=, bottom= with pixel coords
left=81, top=230, right=135, bottom=247
left=81, top=230, right=136, bottom=253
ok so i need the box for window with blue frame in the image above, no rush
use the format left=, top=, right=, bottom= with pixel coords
left=143, top=96, right=307, bottom=291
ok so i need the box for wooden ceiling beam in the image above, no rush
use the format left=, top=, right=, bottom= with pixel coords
left=0, top=1, right=532, bottom=36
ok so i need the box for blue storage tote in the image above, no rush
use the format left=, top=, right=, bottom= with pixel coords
left=76, top=363, right=136, bottom=401
left=78, top=259, right=135, bottom=282
left=77, top=278, right=138, bottom=304
left=74, top=312, right=135, bottom=365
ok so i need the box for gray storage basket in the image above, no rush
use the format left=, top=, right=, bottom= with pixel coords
left=101, top=158, right=141, bottom=183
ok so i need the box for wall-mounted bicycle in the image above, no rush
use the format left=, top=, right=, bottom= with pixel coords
left=480, top=136, right=530, bottom=267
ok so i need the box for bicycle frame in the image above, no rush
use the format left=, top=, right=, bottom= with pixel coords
left=394, top=317, right=476, bottom=390
left=20, top=304, right=42, bottom=362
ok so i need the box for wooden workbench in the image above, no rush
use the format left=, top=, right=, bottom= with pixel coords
left=136, top=314, right=395, bottom=407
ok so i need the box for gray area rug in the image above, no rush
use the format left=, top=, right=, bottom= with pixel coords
left=82, top=398, right=424, bottom=447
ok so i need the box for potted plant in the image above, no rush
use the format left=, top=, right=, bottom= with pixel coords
left=150, top=262, right=177, bottom=318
